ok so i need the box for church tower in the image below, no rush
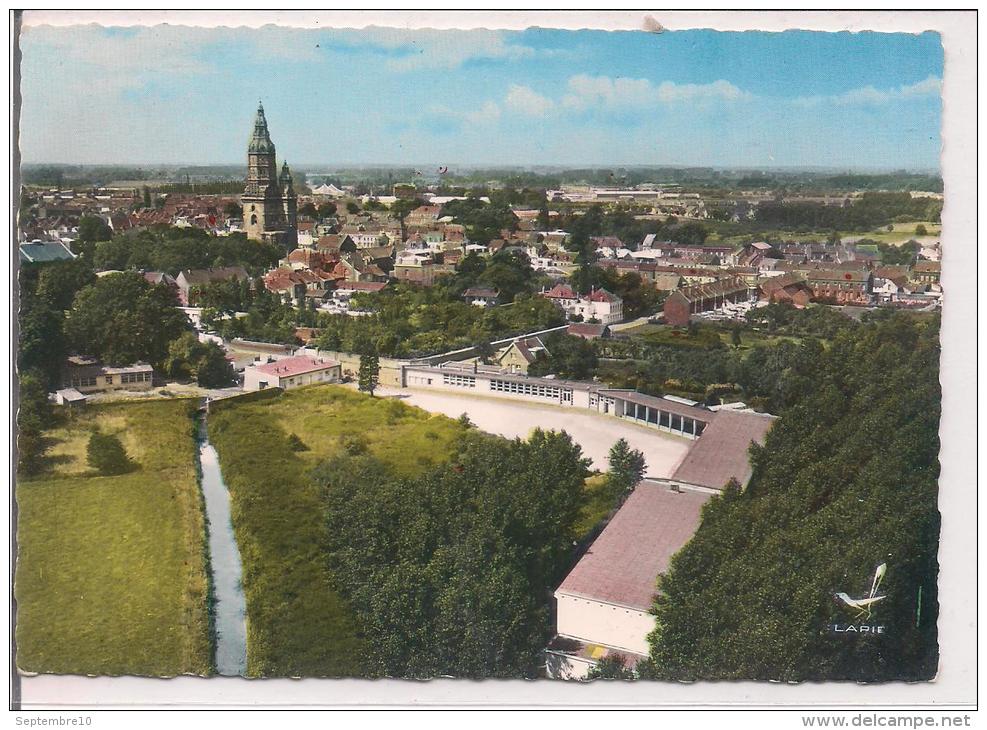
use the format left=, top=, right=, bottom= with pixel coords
left=279, top=160, right=298, bottom=246
left=243, top=102, right=294, bottom=243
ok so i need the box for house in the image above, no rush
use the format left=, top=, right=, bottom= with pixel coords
left=546, top=483, right=711, bottom=679
left=911, top=261, right=941, bottom=286
left=663, top=276, right=752, bottom=327
left=142, top=271, right=178, bottom=290
left=175, top=266, right=251, bottom=306
left=542, top=284, right=624, bottom=325
left=542, top=283, right=580, bottom=308
left=572, top=288, right=623, bottom=325
left=242, top=354, right=342, bottom=391
left=495, top=336, right=549, bottom=374
left=19, top=240, right=76, bottom=263
left=804, top=269, right=873, bottom=305
left=63, top=356, right=154, bottom=394
left=463, top=287, right=500, bottom=307
left=758, top=271, right=812, bottom=307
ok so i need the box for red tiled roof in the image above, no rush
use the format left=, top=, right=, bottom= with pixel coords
left=253, top=355, right=339, bottom=378
left=671, top=409, right=776, bottom=490
left=544, top=283, right=577, bottom=299
left=587, top=287, right=618, bottom=303
left=556, top=483, right=711, bottom=610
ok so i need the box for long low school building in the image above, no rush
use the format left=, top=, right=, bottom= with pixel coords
left=400, top=363, right=772, bottom=449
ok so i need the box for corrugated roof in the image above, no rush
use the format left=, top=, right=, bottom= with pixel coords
left=556, top=483, right=711, bottom=610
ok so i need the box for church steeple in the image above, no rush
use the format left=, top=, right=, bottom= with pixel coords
left=248, top=101, right=275, bottom=155
left=280, top=160, right=294, bottom=190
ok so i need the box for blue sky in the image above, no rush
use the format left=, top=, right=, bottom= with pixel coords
left=19, top=25, right=943, bottom=170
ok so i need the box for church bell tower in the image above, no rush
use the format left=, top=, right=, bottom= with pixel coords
left=242, top=101, right=295, bottom=243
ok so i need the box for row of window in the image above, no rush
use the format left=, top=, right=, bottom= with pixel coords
left=490, top=378, right=573, bottom=402
left=442, top=373, right=476, bottom=388
left=71, top=371, right=151, bottom=387
left=120, top=372, right=152, bottom=384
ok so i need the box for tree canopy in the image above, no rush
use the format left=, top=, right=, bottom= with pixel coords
left=318, top=428, right=591, bottom=678
left=64, top=272, right=189, bottom=366
left=643, top=313, right=940, bottom=681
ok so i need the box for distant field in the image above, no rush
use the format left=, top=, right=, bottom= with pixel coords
left=206, top=385, right=466, bottom=676
left=15, top=399, right=211, bottom=677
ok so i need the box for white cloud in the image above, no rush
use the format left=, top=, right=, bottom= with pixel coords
left=504, top=84, right=553, bottom=116
left=793, top=75, right=942, bottom=107
left=560, top=74, right=750, bottom=112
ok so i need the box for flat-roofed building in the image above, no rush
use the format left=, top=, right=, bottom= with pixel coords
left=546, top=483, right=711, bottom=679
left=243, top=354, right=341, bottom=391
left=63, top=356, right=154, bottom=394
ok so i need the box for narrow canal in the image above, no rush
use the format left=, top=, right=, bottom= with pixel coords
left=197, top=414, right=248, bottom=676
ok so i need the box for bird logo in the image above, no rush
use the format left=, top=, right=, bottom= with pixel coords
left=835, top=563, right=887, bottom=621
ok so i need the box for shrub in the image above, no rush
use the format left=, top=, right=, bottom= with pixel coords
left=286, top=433, right=309, bottom=452
left=87, top=432, right=134, bottom=475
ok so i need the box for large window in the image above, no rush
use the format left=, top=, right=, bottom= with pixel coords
left=490, top=378, right=569, bottom=402
left=442, top=373, right=476, bottom=388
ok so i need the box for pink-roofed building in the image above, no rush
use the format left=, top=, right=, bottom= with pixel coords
left=242, top=355, right=341, bottom=391
left=546, top=483, right=711, bottom=679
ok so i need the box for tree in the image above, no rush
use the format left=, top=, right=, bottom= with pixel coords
left=586, top=654, right=636, bottom=680
left=318, top=428, right=591, bottom=677
left=298, top=202, right=318, bottom=218
left=77, top=215, right=113, bottom=243
left=606, top=438, right=647, bottom=498
left=223, top=201, right=243, bottom=219
left=166, top=333, right=235, bottom=388
left=647, top=314, right=941, bottom=682
left=346, top=201, right=360, bottom=215
left=142, top=187, right=152, bottom=209
left=358, top=347, right=380, bottom=396
left=915, top=224, right=928, bottom=236
left=87, top=432, right=134, bottom=475
left=17, top=370, right=54, bottom=476
left=64, top=272, right=189, bottom=366
left=317, top=202, right=338, bottom=220
left=18, top=298, right=66, bottom=388
left=731, top=326, right=743, bottom=348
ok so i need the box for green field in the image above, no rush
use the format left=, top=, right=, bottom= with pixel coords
left=15, top=399, right=211, bottom=676
left=206, top=384, right=466, bottom=676
left=575, top=474, right=614, bottom=539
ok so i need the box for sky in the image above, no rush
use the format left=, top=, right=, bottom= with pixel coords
left=17, top=24, right=944, bottom=170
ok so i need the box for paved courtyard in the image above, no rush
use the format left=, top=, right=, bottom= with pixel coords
left=377, top=386, right=692, bottom=477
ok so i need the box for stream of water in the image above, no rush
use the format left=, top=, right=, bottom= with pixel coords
left=197, top=418, right=248, bottom=677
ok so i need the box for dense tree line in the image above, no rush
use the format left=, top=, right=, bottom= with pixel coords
left=90, top=227, right=281, bottom=275
left=592, top=308, right=859, bottom=411
left=756, top=193, right=941, bottom=232
left=643, top=313, right=940, bottom=681
left=317, top=428, right=591, bottom=677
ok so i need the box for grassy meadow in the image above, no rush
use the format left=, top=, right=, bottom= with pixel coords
left=206, top=384, right=466, bottom=676
left=15, top=399, right=211, bottom=676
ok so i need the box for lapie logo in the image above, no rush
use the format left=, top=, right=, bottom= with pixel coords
left=830, top=563, right=888, bottom=635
